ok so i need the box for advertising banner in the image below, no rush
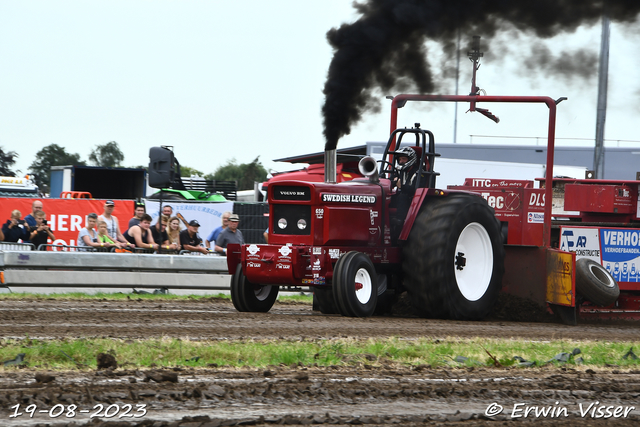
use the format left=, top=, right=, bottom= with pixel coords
left=144, top=200, right=234, bottom=246
left=560, top=226, right=640, bottom=286
left=600, top=228, right=640, bottom=283
left=0, top=198, right=134, bottom=247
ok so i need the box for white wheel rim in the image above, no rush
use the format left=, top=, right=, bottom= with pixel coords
left=354, top=267, right=372, bottom=304
left=454, top=222, right=493, bottom=302
left=589, top=264, right=616, bottom=288
left=254, top=285, right=272, bottom=301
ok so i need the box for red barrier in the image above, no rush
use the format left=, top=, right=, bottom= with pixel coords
left=0, top=198, right=134, bottom=246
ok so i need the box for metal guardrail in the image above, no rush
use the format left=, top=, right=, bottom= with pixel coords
left=0, top=242, right=35, bottom=251
left=0, top=250, right=231, bottom=290
left=37, top=244, right=162, bottom=254
left=38, top=244, right=108, bottom=252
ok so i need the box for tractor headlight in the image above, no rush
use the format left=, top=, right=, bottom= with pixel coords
left=277, top=218, right=288, bottom=229
left=297, top=219, right=307, bottom=230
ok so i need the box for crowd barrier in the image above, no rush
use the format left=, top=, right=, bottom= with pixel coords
left=0, top=248, right=230, bottom=291
left=0, top=242, right=35, bottom=251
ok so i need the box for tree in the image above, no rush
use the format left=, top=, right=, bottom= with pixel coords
left=179, top=165, right=204, bottom=178
left=207, top=157, right=268, bottom=191
left=0, top=146, right=18, bottom=176
left=89, top=141, right=124, bottom=167
left=29, top=144, right=86, bottom=194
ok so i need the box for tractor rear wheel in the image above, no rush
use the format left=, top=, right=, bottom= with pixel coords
left=333, top=251, right=378, bottom=317
left=575, top=258, right=619, bottom=306
left=230, top=264, right=279, bottom=312
left=403, top=194, right=505, bottom=320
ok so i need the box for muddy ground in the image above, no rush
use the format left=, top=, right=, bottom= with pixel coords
left=1, top=297, right=640, bottom=426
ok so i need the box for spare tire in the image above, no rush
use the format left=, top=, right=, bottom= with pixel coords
left=575, top=258, right=620, bottom=307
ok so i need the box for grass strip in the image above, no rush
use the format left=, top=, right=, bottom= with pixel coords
left=1, top=337, right=639, bottom=371
left=0, top=292, right=313, bottom=303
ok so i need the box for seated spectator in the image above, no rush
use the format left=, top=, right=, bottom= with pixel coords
left=97, top=220, right=123, bottom=249
left=150, top=214, right=179, bottom=252
left=77, top=213, right=102, bottom=250
left=99, top=200, right=134, bottom=249
left=179, top=220, right=208, bottom=254
left=123, top=213, right=158, bottom=250
left=28, top=211, right=55, bottom=250
left=215, top=214, right=244, bottom=255
left=152, top=205, right=174, bottom=226
left=2, top=210, right=29, bottom=242
left=167, top=216, right=182, bottom=249
left=205, top=211, right=231, bottom=248
left=128, top=202, right=146, bottom=229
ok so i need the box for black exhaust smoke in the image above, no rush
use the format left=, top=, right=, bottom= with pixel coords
left=322, top=0, right=640, bottom=151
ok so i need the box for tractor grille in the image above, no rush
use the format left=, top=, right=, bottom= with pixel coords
left=271, top=204, right=311, bottom=235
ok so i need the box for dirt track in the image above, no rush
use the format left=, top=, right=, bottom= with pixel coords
left=1, top=297, right=640, bottom=426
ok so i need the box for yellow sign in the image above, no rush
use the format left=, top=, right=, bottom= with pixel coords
left=546, top=250, right=574, bottom=306
left=0, top=177, right=26, bottom=186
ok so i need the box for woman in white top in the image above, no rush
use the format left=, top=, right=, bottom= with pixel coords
left=77, top=213, right=103, bottom=251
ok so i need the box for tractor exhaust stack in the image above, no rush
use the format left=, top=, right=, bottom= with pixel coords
left=358, top=156, right=379, bottom=184
left=324, top=149, right=337, bottom=183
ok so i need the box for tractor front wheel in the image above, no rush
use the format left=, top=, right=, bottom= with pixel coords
left=403, top=194, right=505, bottom=320
left=230, top=264, right=279, bottom=312
left=333, top=251, right=378, bottom=317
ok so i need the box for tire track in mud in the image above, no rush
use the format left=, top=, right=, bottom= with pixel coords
left=0, top=298, right=638, bottom=341
left=1, top=298, right=640, bottom=426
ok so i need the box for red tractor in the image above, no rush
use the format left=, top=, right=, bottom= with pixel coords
left=226, top=41, right=636, bottom=323
left=226, top=120, right=507, bottom=319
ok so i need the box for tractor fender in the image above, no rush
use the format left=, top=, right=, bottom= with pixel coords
left=226, top=243, right=242, bottom=275
left=399, top=189, right=482, bottom=241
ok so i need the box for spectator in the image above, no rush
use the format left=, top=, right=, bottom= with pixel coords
left=24, top=200, right=44, bottom=229
left=153, top=204, right=174, bottom=226
left=150, top=214, right=179, bottom=252
left=123, top=213, right=158, bottom=250
left=28, top=211, right=55, bottom=250
left=77, top=213, right=102, bottom=250
left=0, top=227, right=4, bottom=241
left=97, top=220, right=123, bottom=249
left=205, top=211, right=231, bottom=248
left=167, top=216, right=182, bottom=248
left=263, top=227, right=269, bottom=243
left=179, top=220, right=208, bottom=254
left=215, top=214, right=244, bottom=255
left=128, top=202, right=146, bottom=229
left=2, top=210, right=29, bottom=242
left=99, top=200, right=134, bottom=249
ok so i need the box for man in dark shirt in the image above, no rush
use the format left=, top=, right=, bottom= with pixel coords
left=150, top=215, right=178, bottom=252
left=215, top=214, right=244, bottom=255
left=179, top=220, right=208, bottom=254
left=128, top=202, right=146, bottom=229
left=27, top=211, right=55, bottom=250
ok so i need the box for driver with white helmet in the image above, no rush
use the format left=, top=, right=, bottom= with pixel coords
left=393, top=146, right=418, bottom=190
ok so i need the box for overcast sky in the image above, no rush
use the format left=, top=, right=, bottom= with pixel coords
left=2, top=1, right=639, bottom=179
